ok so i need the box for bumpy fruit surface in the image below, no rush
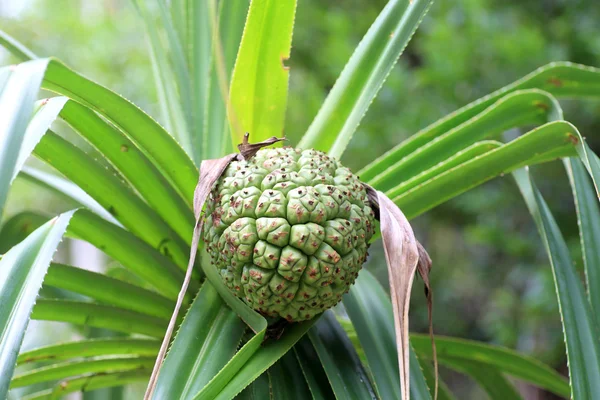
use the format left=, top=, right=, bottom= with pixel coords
left=203, top=148, right=375, bottom=321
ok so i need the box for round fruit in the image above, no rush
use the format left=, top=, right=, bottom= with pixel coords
left=203, top=147, right=375, bottom=321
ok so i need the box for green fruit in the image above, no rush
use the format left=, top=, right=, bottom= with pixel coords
left=203, top=148, right=375, bottom=321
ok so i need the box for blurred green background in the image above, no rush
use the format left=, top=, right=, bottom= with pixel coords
left=2, top=0, right=599, bottom=398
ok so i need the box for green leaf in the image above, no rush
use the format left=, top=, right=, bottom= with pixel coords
left=0, top=29, right=37, bottom=62
left=514, top=168, right=600, bottom=399
left=17, top=338, right=160, bottom=365
left=32, top=130, right=191, bottom=270
left=15, top=96, right=69, bottom=179
left=410, top=334, right=569, bottom=398
left=204, top=0, right=249, bottom=158
left=566, top=158, right=600, bottom=317
left=308, top=311, right=377, bottom=399
left=11, top=356, right=155, bottom=389
left=20, top=369, right=149, bottom=400
left=41, top=59, right=197, bottom=201
left=0, top=211, right=48, bottom=253
left=187, top=0, right=212, bottom=162
left=228, top=0, right=296, bottom=144
left=298, top=0, right=433, bottom=157
left=152, top=283, right=245, bottom=400
left=268, top=352, right=312, bottom=399
left=43, top=263, right=175, bottom=319
left=235, top=373, right=270, bottom=400
left=196, top=319, right=316, bottom=400
left=393, top=121, right=578, bottom=219
left=0, top=211, right=74, bottom=399
left=0, top=34, right=197, bottom=199
left=188, top=250, right=272, bottom=399
left=441, top=359, right=523, bottom=400
left=359, top=62, right=600, bottom=178
left=19, top=167, right=120, bottom=225
left=30, top=299, right=168, bottom=338
left=419, top=361, right=457, bottom=400
left=364, top=89, right=562, bottom=191
left=0, top=59, right=49, bottom=220
left=67, top=210, right=189, bottom=300
left=294, top=337, right=336, bottom=399
left=343, top=270, right=432, bottom=400
left=131, top=0, right=193, bottom=160
left=58, top=100, right=194, bottom=243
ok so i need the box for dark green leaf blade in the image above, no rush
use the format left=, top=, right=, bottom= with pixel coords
left=294, top=336, right=336, bottom=400
left=410, top=334, right=569, bottom=398
left=392, top=121, right=578, bottom=219
left=442, top=359, right=523, bottom=400
left=30, top=299, right=168, bottom=338
left=514, top=168, right=600, bottom=399
left=20, top=370, right=149, bottom=400
left=308, top=311, right=378, bottom=399
left=152, top=283, right=245, bottom=400
left=343, top=270, right=432, bottom=400
left=268, top=352, right=312, bottom=399
left=11, top=356, right=155, bottom=389
left=196, top=319, right=316, bottom=400
left=566, top=158, right=600, bottom=317
left=359, top=62, right=600, bottom=178
left=17, top=338, right=160, bottom=365
left=43, top=263, right=175, bottom=319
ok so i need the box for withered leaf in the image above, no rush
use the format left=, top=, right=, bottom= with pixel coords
left=237, top=132, right=287, bottom=160
left=366, top=185, right=436, bottom=400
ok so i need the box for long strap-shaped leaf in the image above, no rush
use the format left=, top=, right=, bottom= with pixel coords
left=0, top=59, right=49, bottom=220
left=20, top=167, right=119, bottom=225
left=367, top=188, right=420, bottom=400
left=151, top=283, right=245, bottom=399
left=17, top=338, right=160, bottom=365
left=298, top=0, right=433, bottom=157
left=367, top=89, right=562, bottom=191
left=308, top=311, right=378, bottom=399
left=0, top=210, right=74, bottom=399
left=359, top=62, right=600, bottom=179
left=11, top=356, right=155, bottom=389
left=441, top=359, right=523, bottom=400
left=514, top=168, right=600, bottom=399
left=411, top=334, right=569, bottom=398
left=228, top=0, right=296, bottom=143
left=21, top=369, right=149, bottom=400
left=343, top=270, right=433, bottom=400
left=0, top=32, right=199, bottom=202
left=205, top=0, right=248, bottom=158
left=566, top=158, right=600, bottom=318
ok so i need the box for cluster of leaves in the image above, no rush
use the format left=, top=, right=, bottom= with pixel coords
left=1, top=0, right=600, bottom=399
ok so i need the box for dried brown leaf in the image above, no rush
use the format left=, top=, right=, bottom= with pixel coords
left=366, top=185, right=436, bottom=400
left=237, top=132, right=287, bottom=160
left=417, top=241, right=437, bottom=400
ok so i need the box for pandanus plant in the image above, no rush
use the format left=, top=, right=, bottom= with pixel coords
left=1, top=0, right=600, bottom=399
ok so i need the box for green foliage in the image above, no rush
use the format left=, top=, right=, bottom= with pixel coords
left=229, top=0, right=296, bottom=144
left=0, top=0, right=599, bottom=399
